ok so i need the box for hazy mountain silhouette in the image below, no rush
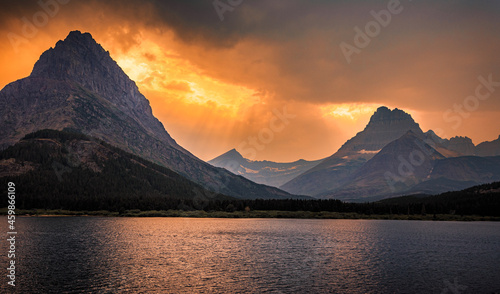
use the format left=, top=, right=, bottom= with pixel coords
left=442, top=136, right=475, bottom=155
left=475, top=135, right=500, bottom=156
left=208, top=148, right=322, bottom=187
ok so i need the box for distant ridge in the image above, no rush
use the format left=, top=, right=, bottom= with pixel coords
left=476, top=135, right=500, bottom=156
left=209, top=148, right=322, bottom=187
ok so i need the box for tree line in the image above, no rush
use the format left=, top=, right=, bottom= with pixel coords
left=1, top=129, right=499, bottom=216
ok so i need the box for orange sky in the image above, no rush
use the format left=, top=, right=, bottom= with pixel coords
left=1, top=0, right=499, bottom=162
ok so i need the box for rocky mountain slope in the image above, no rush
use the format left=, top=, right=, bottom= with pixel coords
left=321, top=131, right=500, bottom=201
left=0, top=31, right=297, bottom=200
left=281, top=106, right=500, bottom=201
left=280, top=106, right=424, bottom=196
left=319, top=130, right=445, bottom=201
left=0, top=130, right=233, bottom=211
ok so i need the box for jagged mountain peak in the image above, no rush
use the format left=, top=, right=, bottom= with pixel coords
left=64, top=30, right=95, bottom=43
left=28, top=31, right=145, bottom=112
left=426, top=129, right=437, bottom=136
left=226, top=148, right=243, bottom=158
left=57, top=30, right=101, bottom=53
left=336, top=106, right=422, bottom=154
left=367, top=106, right=417, bottom=127
left=434, top=135, right=475, bottom=156
left=424, top=129, right=445, bottom=143
left=281, top=107, right=424, bottom=196
left=31, top=31, right=114, bottom=79
left=210, top=148, right=245, bottom=163
left=448, top=136, right=473, bottom=144
left=26, top=30, right=172, bottom=144
left=425, top=130, right=444, bottom=140
left=369, top=105, right=391, bottom=119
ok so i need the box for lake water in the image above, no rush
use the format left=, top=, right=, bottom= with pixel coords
left=1, top=217, right=499, bottom=293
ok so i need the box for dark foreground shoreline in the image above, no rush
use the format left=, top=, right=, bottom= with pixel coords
left=1, top=208, right=499, bottom=221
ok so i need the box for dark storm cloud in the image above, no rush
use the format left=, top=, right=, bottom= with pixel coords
left=105, top=0, right=336, bottom=47
left=0, top=0, right=359, bottom=47
left=95, top=0, right=500, bottom=108
left=3, top=0, right=499, bottom=43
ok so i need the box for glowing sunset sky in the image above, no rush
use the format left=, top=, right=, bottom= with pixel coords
left=1, top=0, right=499, bottom=162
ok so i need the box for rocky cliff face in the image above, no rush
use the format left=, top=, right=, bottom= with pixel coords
left=442, top=136, right=475, bottom=156
left=29, top=31, right=174, bottom=144
left=336, top=106, right=423, bottom=154
left=1, top=31, right=178, bottom=151
left=0, top=31, right=296, bottom=199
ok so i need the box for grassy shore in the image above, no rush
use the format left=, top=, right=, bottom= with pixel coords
left=1, top=208, right=499, bottom=221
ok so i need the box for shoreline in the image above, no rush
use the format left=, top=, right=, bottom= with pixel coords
left=1, top=208, right=499, bottom=221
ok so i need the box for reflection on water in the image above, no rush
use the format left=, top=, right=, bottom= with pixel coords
left=1, top=217, right=499, bottom=293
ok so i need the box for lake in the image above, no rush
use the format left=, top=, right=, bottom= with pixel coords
left=1, top=217, right=499, bottom=293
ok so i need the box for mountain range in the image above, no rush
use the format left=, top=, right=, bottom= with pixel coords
left=322, top=130, right=500, bottom=201
left=212, top=106, right=500, bottom=201
left=1, top=30, right=499, bottom=204
left=208, top=149, right=321, bottom=187
left=0, top=31, right=301, bottom=200
left=280, top=106, right=424, bottom=196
